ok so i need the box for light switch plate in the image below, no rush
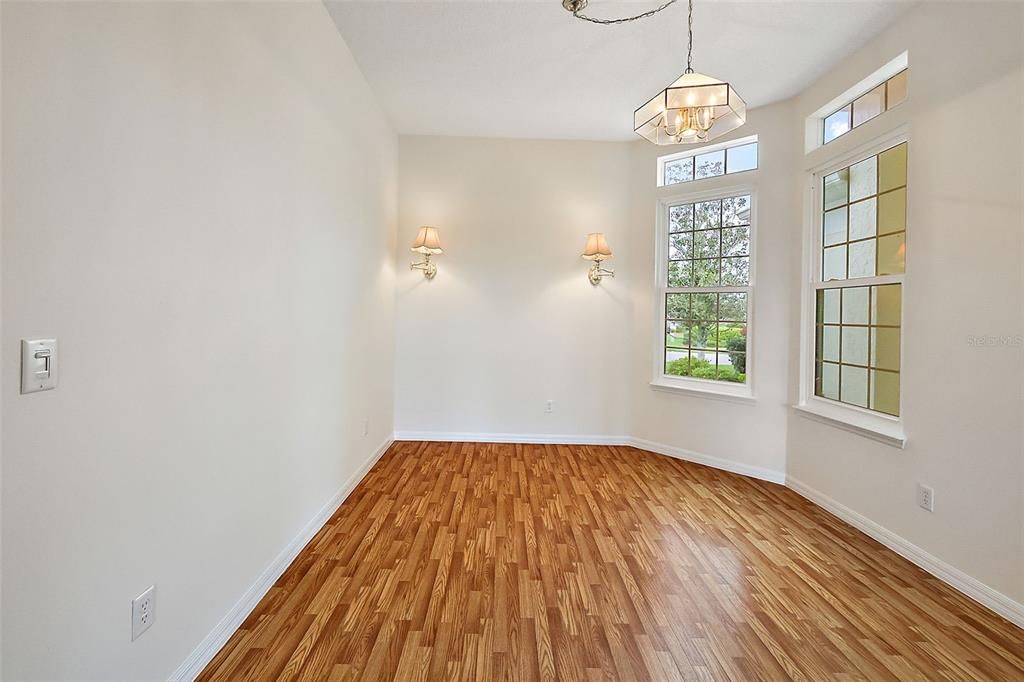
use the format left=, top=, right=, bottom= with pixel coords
left=21, top=339, right=58, bottom=394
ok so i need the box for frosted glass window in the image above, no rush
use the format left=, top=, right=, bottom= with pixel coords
left=849, top=198, right=877, bottom=241
left=819, top=143, right=906, bottom=281
left=813, top=140, right=906, bottom=417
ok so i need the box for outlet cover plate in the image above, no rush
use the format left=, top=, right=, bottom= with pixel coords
left=132, top=585, right=156, bottom=641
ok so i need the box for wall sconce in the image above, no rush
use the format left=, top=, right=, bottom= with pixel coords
left=410, top=226, right=443, bottom=279
left=581, top=233, right=614, bottom=285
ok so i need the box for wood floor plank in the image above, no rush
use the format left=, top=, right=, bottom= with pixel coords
left=198, top=442, right=1024, bottom=681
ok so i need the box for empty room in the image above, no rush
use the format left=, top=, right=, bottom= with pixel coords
left=2, top=0, right=1023, bottom=679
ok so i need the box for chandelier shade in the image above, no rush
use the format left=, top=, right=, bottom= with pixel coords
left=634, top=71, right=747, bottom=145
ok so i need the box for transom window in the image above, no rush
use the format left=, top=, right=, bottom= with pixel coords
left=659, top=136, right=758, bottom=187
left=813, top=142, right=906, bottom=415
left=660, top=194, right=752, bottom=386
left=824, top=70, right=907, bottom=144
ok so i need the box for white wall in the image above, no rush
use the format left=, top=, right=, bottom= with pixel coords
left=395, top=136, right=632, bottom=438
left=786, top=1, right=1024, bottom=606
left=1, top=2, right=396, bottom=679
left=625, top=103, right=797, bottom=479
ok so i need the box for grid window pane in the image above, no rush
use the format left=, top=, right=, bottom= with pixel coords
left=841, top=326, right=869, bottom=365
left=840, top=365, right=869, bottom=407
left=668, top=260, right=691, bottom=287
left=850, top=156, right=877, bottom=202
left=824, top=169, right=849, bottom=210
left=694, top=259, right=720, bottom=287
left=722, top=226, right=749, bottom=257
left=878, top=188, right=906, bottom=234
left=848, top=240, right=876, bottom=279
left=722, top=195, right=751, bottom=226
left=879, top=143, right=908, bottom=193
left=849, top=198, right=877, bottom=241
left=666, top=293, right=689, bottom=319
left=814, top=284, right=902, bottom=413
left=669, top=232, right=692, bottom=260
left=721, top=257, right=750, bottom=286
left=819, top=143, right=906, bottom=282
left=871, top=327, right=901, bottom=371
left=870, top=369, right=900, bottom=415
left=823, top=208, right=847, bottom=246
left=871, top=284, right=902, bottom=326
left=663, top=194, right=751, bottom=386
left=877, top=232, right=906, bottom=275
left=823, top=245, right=847, bottom=280
left=820, top=362, right=840, bottom=400
left=719, top=293, right=747, bottom=322
left=695, top=200, right=721, bottom=230
left=669, top=204, right=694, bottom=232
left=841, top=287, right=870, bottom=324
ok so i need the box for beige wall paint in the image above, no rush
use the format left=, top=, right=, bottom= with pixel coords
left=395, top=136, right=632, bottom=438
left=1, top=2, right=396, bottom=679
left=786, top=1, right=1024, bottom=604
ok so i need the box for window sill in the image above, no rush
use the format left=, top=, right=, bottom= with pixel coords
left=650, top=378, right=756, bottom=405
left=792, top=400, right=906, bottom=448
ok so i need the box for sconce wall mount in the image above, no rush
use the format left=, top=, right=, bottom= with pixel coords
left=581, top=233, right=614, bottom=286
left=411, top=226, right=443, bottom=280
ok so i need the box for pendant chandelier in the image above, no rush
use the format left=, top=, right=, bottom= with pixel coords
left=634, top=0, right=746, bottom=144
left=564, top=0, right=747, bottom=146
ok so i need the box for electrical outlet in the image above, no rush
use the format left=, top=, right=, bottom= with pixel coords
left=917, top=483, right=935, bottom=512
left=131, top=585, right=156, bottom=641
left=544, top=400, right=554, bottom=413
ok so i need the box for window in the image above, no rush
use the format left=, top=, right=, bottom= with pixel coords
left=823, top=70, right=907, bottom=144
left=659, top=136, right=758, bottom=187
left=658, top=193, right=753, bottom=389
left=812, top=142, right=906, bottom=416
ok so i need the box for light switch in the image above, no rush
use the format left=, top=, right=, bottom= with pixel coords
left=21, top=339, right=58, bottom=394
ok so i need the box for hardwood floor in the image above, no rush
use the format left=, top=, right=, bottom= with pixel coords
left=198, top=442, right=1024, bottom=681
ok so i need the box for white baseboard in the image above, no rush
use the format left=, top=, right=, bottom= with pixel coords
left=626, top=437, right=787, bottom=485
left=393, top=431, right=787, bottom=485
left=168, top=436, right=394, bottom=682
left=787, top=476, right=1024, bottom=630
left=393, top=431, right=628, bottom=446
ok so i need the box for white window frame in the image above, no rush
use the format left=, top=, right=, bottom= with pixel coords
left=795, top=125, right=909, bottom=447
left=652, top=178, right=757, bottom=403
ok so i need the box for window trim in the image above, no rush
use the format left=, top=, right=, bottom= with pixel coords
left=796, top=125, right=909, bottom=446
left=652, top=180, right=757, bottom=401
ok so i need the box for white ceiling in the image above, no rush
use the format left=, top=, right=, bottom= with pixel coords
left=325, top=1, right=912, bottom=141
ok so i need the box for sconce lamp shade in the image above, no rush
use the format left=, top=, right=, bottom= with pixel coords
left=581, top=233, right=612, bottom=261
left=411, top=226, right=443, bottom=255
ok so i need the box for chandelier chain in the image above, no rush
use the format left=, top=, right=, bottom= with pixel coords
left=685, top=0, right=694, bottom=73
left=570, top=0, right=678, bottom=26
